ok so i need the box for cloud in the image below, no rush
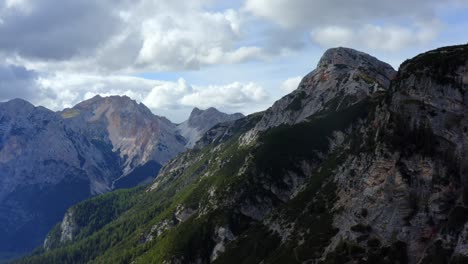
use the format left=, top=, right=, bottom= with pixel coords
left=34, top=72, right=270, bottom=122
left=0, top=0, right=464, bottom=123
left=35, top=72, right=156, bottom=110
left=0, top=0, right=128, bottom=60
left=312, top=22, right=441, bottom=51
left=244, top=0, right=442, bottom=28
left=134, top=8, right=264, bottom=70
left=142, top=79, right=192, bottom=110
left=0, top=0, right=455, bottom=75
left=279, top=76, right=302, bottom=93
left=143, top=79, right=270, bottom=117
left=0, top=0, right=267, bottom=73
left=0, top=64, right=42, bottom=102
left=180, top=82, right=269, bottom=110
left=244, top=0, right=456, bottom=51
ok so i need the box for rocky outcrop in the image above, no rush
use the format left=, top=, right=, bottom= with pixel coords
left=210, top=227, right=235, bottom=261
left=59, top=210, right=77, bottom=243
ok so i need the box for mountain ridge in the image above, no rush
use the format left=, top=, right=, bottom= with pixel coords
left=0, top=95, right=240, bottom=259
left=12, top=44, right=468, bottom=264
left=242, top=47, right=396, bottom=143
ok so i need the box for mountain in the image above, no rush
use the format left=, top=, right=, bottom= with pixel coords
left=61, top=95, right=186, bottom=191
left=243, top=47, right=395, bottom=142
left=177, top=107, right=244, bottom=147
left=0, top=95, right=237, bottom=259
left=0, top=99, right=100, bottom=258
left=16, top=44, right=468, bottom=264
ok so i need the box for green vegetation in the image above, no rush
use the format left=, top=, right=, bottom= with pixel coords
left=17, top=136, right=253, bottom=263
left=17, top=90, right=381, bottom=264
left=286, top=90, right=307, bottom=111
left=256, top=98, right=374, bottom=180
left=60, top=109, right=80, bottom=119
left=398, top=44, right=468, bottom=87
left=213, top=98, right=378, bottom=263
left=215, top=153, right=342, bottom=264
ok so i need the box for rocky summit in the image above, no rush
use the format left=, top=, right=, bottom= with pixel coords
left=0, top=96, right=238, bottom=259
left=242, top=47, right=396, bottom=143
left=13, top=44, right=468, bottom=264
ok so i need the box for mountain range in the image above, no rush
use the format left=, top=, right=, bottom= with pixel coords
left=5, top=43, right=468, bottom=264
left=0, top=96, right=242, bottom=259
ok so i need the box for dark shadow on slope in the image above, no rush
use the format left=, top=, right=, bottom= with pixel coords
left=113, top=161, right=162, bottom=190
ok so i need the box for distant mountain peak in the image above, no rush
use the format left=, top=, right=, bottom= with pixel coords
left=1, top=98, right=35, bottom=109
left=69, top=95, right=158, bottom=122
left=75, top=95, right=138, bottom=109
left=0, top=98, right=55, bottom=117
left=178, top=107, right=244, bottom=147
left=0, top=96, right=247, bottom=257
left=188, top=107, right=225, bottom=119
left=189, top=106, right=207, bottom=116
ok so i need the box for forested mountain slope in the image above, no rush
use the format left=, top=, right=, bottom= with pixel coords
left=18, top=44, right=468, bottom=264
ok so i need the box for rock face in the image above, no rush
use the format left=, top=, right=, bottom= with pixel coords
left=62, top=95, right=186, bottom=193
left=177, top=107, right=243, bottom=147
left=327, top=45, right=468, bottom=263
left=0, top=99, right=94, bottom=256
left=19, top=45, right=468, bottom=264
left=0, top=95, right=237, bottom=259
left=243, top=47, right=396, bottom=143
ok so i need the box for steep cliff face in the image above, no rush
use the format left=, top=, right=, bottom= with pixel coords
left=19, top=45, right=468, bottom=264
left=325, top=44, right=468, bottom=263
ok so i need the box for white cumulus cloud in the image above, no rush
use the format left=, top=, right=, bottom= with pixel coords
left=312, top=22, right=441, bottom=51
left=33, top=72, right=270, bottom=122
left=245, top=0, right=455, bottom=52
left=180, top=82, right=268, bottom=109
left=279, top=76, right=302, bottom=93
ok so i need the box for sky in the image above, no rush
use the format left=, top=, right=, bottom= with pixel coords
left=0, top=0, right=467, bottom=122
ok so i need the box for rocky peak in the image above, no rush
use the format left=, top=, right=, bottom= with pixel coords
left=0, top=99, right=60, bottom=135
left=187, top=107, right=243, bottom=127
left=242, top=47, right=396, bottom=143
left=1, top=98, right=35, bottom=108
left=178, top=107, right=244, bottom=147
left=72, top=95, right=154, bottom=119
left=0, top=98, right=39, bottom=116
left=61, top=95, right=186, bottom=179
left=318, top=47, right=396, bottom=80
left=189, top=107, right=204, bottom=117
